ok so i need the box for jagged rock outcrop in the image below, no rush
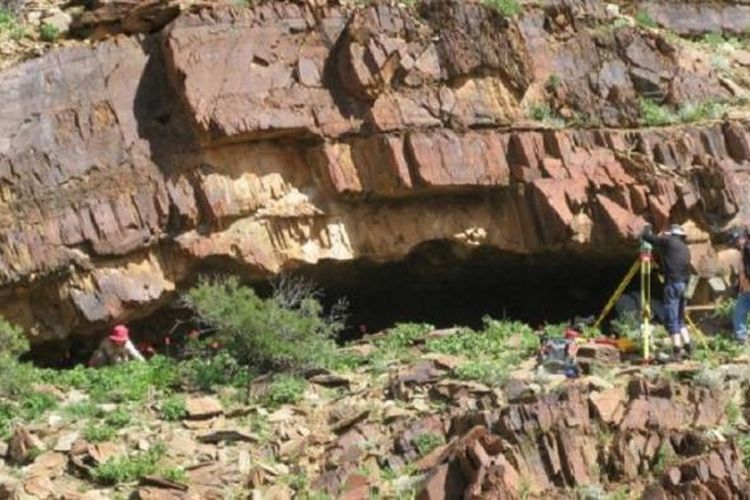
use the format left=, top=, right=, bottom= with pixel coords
left=2, top=0, right=750, bottom=341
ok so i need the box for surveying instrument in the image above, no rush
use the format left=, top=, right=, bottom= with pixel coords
left=593, top=237, right=654, bottom=361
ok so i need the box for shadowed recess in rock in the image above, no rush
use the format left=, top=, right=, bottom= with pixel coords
left=295, top=240, right=641, bottom=337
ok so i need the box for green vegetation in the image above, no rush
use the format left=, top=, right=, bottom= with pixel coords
left=639, top=98, right=727, bottom=127
left=482, top=0, right=521, bottom=17
left=414, top=432, right=444, bottom=457
left=264, top=375, right=307, bottom=407
left=634, top=9, right=657, bottom=28
left=39, top=22, right=60, bottom=43
left=185, top=277, right=343, bottom=383
left=726, top=400, right=741, bottom=425
left=738, top=434, right=750, bottom=469
left=427, top=317, right=539, bottom=386
left=370, top=322, right=434, bottom=369
left=652, top=443, right=677, bottom=474
left=162, top=466, right=188, bottom=483
left=160, top=395, right=186, bottom=421
left=528, top=103, right=565, bottom=128
left=84, top=422, right=117, bottom=443
left=545, top=74, right=562, bottom=91
left=92, top=444, right=167, bottom=485
left=714, top=297, right=737, bottom=320
left=0, top=8, right=25, bottom=40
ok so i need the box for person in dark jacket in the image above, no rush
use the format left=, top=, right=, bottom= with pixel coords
left=729, top=229, right=750, bottom=344
left=641, top=223, right=693, bottom=360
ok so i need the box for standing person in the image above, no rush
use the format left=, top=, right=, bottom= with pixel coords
left=730, top=229, right=750, bottom=344
left=641, top=223, right=693, bottom=360
left=89, top=324, right=145, bottom=367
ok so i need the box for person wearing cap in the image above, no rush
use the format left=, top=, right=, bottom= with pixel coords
left=88, top=324, right=145, bottom=368
left=641, top=223, right=693, bottom=360
left=730, top=229, right=750, bottom=344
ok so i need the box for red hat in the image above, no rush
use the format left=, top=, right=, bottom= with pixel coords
left=109, top=324, right=129, bottom=344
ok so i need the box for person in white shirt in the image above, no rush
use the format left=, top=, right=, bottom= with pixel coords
left=88, top=324, right=145, bottom=367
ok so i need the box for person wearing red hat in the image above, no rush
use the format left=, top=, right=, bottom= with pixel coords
left=88, top=324, right=145, bottom=367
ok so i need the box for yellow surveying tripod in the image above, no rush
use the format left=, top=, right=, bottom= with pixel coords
left=593, top=239, right=654, bottom=361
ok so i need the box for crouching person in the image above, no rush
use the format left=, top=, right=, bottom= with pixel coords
left=89, top=324, right=145, bottom=367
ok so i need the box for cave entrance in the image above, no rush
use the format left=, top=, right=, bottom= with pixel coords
left=295, top=241, right=642, bottom=339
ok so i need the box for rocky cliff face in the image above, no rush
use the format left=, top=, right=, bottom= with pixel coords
left=3, top=0, right=750, bottom=342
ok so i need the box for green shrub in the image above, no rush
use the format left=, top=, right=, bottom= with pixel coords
left=162, top=466, right=188, bottom=483
left=160, top=395, right=186, bottom=421
left=738, top=434, right=750, bottom=469
left=414, top=432, right=444, bottom=457
left=726, top=400, right=741, bottom=425
left=714, top=297, right=737, bottom=320
left=545, top=74, right=562, bottom=90
left=482, top=0, right=521, bottom=17
left=39, top=22, right=60, bottom=42
left=454, top=361, right=507, bottom=386
left=528, top=103, right=565, bottom=128
left=20, top=392, right=58, bottom=420
left=0, top=8, right=24, bottom=40
left=63, top=401, right=101, bottom=421
left=92, top=444, right=166, bottom=485
left=184, top=276, right=343, bottom=375
left=84, top=422, right=117, bottom=443
left=52, top=356, right=179, bottom=403
left=677, top=101, right=727, bottom=123
left=180, top=348, right=248, bottom=391
left=265, top=375, right=307, bottom=407
left=639, top=98, right=676, bottom=126
left=0, top=317, right=29, bottom=357
left=634, top=10, right=657, bottom=28
left=105, top=407, right=132, bottom=427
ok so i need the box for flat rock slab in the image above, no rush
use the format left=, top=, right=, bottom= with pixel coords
left=184, top=397, right=223, bottom=420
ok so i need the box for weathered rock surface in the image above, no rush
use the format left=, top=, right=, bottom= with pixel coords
left=2, top=0, right=750, bottom=341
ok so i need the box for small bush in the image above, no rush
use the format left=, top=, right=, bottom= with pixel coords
left=39, top=22, right=60, bottom=42
left=92, top=444, right=166, bottom=485
left=105, top=407, right=132, bottom=427
left=528, top=103, right=565, bottom=128
left=634, top=10, right=657, bottom=28
left=62, top=401, right=101, bottom=421
left=160, top=395, right=186, bottom=421
left=84, top=422, right=117, bottom=443
left=180, top=350, right=246, bottom=391
left=482, top=0, right=521, bottom=17
left=0, top=317, right=29, bottom=357
left=639, top=98, right=676, bottom=126
left=163, top=466, right=188, bottom=483
left=0, top=8, right=24, bottom=40
left=726, top=400, right=741, bottom=425
left=265, top=375, right=307, bottom=406
left=738, top=434, right=750, bottom=469
left=184, top=276, right=343, bottom=376
left=545, top=74, right=562, bottom=90
left=677, top=101, right=727, bottom=123
left=414, top=432, right=444, bottom=457
left=20, top=392, right=58, bottom=421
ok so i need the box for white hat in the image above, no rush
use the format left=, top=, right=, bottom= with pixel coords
left=668, top=224, right=686, bottom=237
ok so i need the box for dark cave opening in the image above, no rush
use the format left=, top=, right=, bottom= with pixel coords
left=29, top=241, right=657, bottom=367
left=296, top=241, right=644, bottom=339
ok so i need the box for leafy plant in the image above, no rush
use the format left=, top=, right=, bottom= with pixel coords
left=714, top=297, right=737, bottom=320
left=84, top=422, right=117, bottom=443
left=639, top=98, right=676, bottom=126
left=545, top=74, right=562, bottom=90
left=264, top=375, right=307, bottom=407
left=652, top=443, right=677, bottom=474
left=105, top=407, right=132, bottom=427
left=482, top=0, right=521, bottom=17
left=677, top=101, right=727, bottom=123
left=184, top=277, right=343, bottom=387
left=528, top=103, right=565, bottom=128
left=160, top=395, right=186, bottom=421
left=20, top=392, right=58, bottom=421
left=414, top=432, right=444, bottom=457
left=737, top=434, right=750, bottom=469
left=63, top=401, right=101, bottom=421
left=162, top=466, right=188, bottom=483
left=726, top=400, right=741, bottom=425
left=634, top=10, right=657, bottom=28
left=0, top=8, right=24, bottom=40
left=92, top=444, right=166, bottom=485
left=39, top=22, right=60, bottom=42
